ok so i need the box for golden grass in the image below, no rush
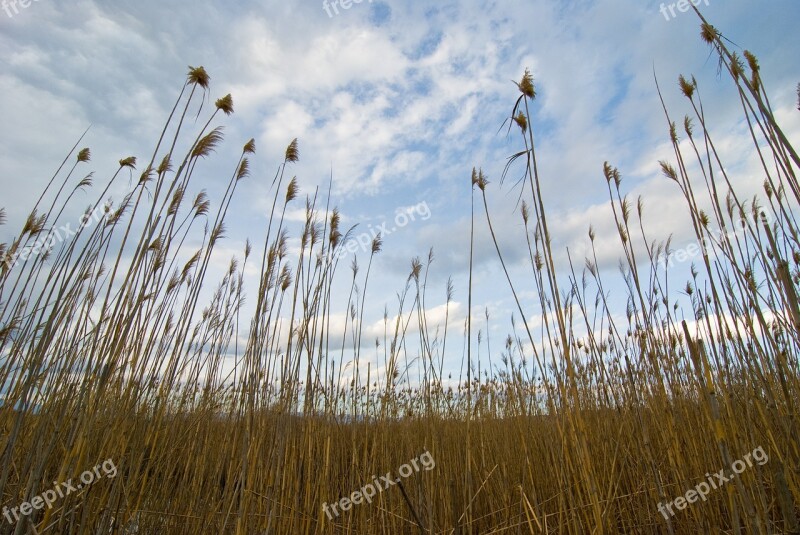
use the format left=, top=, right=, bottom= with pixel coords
left=0, top=11, right=799, bottom=534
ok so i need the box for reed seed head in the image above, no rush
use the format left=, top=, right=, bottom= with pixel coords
left=192, top=127, right=224, bottom=159
left=700, top=22, right=717, bottom=44
left=514, top=111, right=527, bottom=133
left=603, top=162, right=621, bottom=187
left=678, top=75, right=694, bottom=99
left=729, top=52, right=745, bottom=81
left=371, top=234, right=382, bottom=255
left=193, top=191, right=210, bottom=217
left=410, top=257, right=422, bottom=281
left=744, top=50, right=760, bottom=92
left=158, top=153, right=172, bottom=174
left=119, top=156, right=137, bottom=169
left=286, top=177, right=298, bottom=203
left=215, top=94, right=234, bottom=115
left=659, top=161, right=678, bottom=182
left=285, top=138, right=299, bottom=163
left=518, top=69, right=536, bottom=99
left=237, top=158, right=250, bottom=180
left=187, top=65, right=210, bottom=88
left=684, top=116, right=694, bottom=137
left=477, top=169, right=488, bottom=191
left=139, top=165, right=154, bottom=184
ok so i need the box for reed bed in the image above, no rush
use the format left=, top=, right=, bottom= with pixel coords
left=1, top=10, right=799, bottom=534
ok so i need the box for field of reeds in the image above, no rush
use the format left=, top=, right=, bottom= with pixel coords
left=1, top=10, right=799, bottom=534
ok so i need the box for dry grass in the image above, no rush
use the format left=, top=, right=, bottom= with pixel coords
left=1, top=12, right=799, bottom=535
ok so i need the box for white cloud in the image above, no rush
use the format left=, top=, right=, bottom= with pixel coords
left=1, top=0, right=798, bottom=379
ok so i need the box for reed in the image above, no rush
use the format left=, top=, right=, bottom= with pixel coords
left=0, top=11, right=798, bottom=534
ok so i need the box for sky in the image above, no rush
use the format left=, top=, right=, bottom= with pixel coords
left=1, top=0, right=799, bottom=383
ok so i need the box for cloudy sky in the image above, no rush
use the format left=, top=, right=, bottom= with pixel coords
left=1, top=0, right=798, bottom=381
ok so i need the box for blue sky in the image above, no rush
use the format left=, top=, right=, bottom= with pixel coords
left=1, top=0, right=799, bottom=382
